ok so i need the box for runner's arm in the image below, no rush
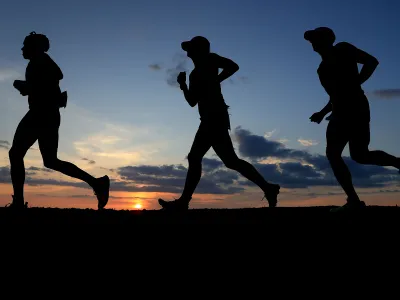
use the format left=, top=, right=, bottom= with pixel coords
left=13, top=80, right=29, bottom=95
left=180, top=84, right=198, bottom=107
left=319, top=99, right=332, bottom=116
left=341, top=42, right=379, bottom=85
left=357, top=49, right=379, bottom=85
left=310, top=99, right=332, bottom=123
left=212, top=53, right=239, bottom=83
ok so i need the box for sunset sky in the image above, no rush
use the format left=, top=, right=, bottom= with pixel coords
left=1, top=0, right=400, bottom=210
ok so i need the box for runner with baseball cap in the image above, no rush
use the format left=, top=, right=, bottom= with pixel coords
left=305, top=27, right=400, bottom=212
left=158, top=36, right=280, bottom=210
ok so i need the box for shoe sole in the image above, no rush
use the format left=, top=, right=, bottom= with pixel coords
left=158, top=199, right=188, bottom=211
left=330, top=202, right=366, bottom=213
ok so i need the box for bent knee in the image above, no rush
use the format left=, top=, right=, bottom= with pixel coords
left=8, top=148, right=15, bottom=160
left=350, top=151, right=369, bottom=164
left=187, top=152, right=203, bottom=165
left=43, top=158, right=60, bottom=169
left=9, top=147, right=24, bottom=161
left=326, top=147, right=341, bottom=161
left=223, top=157, right=241, bottom=170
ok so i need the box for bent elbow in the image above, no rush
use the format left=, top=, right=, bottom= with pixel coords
left=186, top=96, right=197, bottom=107
left=233, top=63, right=239, bottom=72
left=371, top=57, right=379, bottom=67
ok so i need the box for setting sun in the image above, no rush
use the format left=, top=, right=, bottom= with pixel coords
left=134, top=203, right=142, bottom=209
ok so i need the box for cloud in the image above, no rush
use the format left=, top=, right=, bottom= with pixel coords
left=100, top=166, right=116, bottom=172
left=0, top=68, right=20, bottom=82
left=0, top=140, right=39, bottom=152
left=370, top=89, right=400, bottom=100
left=0, top=162, right=240, bottom=195
left=82, top=158, right=96, bottom=165
left=166, top=53, right=190, bottom=88
left=119, top=164, right=187, bottom=180
left=0, top=140, right=10, bottom=150
left=202, top=157, right=224, bottom=171
left=117, top=163, right=244, bottom=194
left=264, top=130, right=276, bottom=139
left=149, top=63, right=162, bottom=71
left=26, top=166, right=55, bottom=173
left=278, top=138, right=290, bottom=144
left=72, top=122, right=163, bottom=167
left=237, top=76, right=249, bottom=83
left=298, top=138, right=318, bottom=147
left=377, top=189, right=400, bottom=194
left=232, top=126, right=398, bottom=189
left=45, top=194, right=153, bottom=200
left=0, top=166, right=39, bottom=183
left=0, top=166, right=84, bottom=187
left=0, top=125, right=398, bottom=194
left=224, top=76, right=249, bottom=86
left=234, top=126, right=296, bottom=160
left=0, top=166, right=10, bottom=183
left=280, top=162, right=321, bottom=178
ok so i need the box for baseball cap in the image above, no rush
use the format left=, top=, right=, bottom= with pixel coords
left=304, top=27, right=335, bottom=44
left=181, top=36, right=210, bottom=52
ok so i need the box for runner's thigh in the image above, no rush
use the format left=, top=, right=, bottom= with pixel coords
left=11, top=110, right=39, bottom=155
left=38, top=110, right=61, bottom=161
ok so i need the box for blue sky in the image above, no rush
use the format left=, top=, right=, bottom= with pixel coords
left=1, top=0, right=400, bottom=209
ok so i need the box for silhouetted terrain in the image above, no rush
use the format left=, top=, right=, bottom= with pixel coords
left=1, top=206, right=399, bottom=227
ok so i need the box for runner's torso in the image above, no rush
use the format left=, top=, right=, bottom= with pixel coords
left=317, top=42, right=370, bottom=121
left=189, top=53, right=229, bottom=124
left=26, top=53, right=63, bottom=110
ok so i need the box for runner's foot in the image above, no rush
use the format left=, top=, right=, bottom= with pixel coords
left=262, top=183, right=280, bottom=207
left=158, top=197, right=191, bottom=211
left=330, top=199, right=366, bottom=213
left=5, top=195, right=28, bottom=210
left=93, top=176, right=110, bottom=210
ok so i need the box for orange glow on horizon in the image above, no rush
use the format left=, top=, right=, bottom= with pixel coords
left=1, top=184, right=400, bottom=210
left=134, top=203, right=142, bottom=209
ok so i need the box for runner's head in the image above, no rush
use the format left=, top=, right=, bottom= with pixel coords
left=304, top=27, right=335, bottom=54
left=181, top=36, right=210, bottom=59
left=22, top=31, right=50, bottom=59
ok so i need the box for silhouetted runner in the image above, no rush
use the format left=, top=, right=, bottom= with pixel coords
left=7, top=32, right=110, bottom=210
left=158, top=36, right=280, bottom=210
left=305, top=27, right=400, bottom=212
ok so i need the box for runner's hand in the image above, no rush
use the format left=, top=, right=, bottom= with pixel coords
left=177, top=72, right=186, bottom=85
left=13, top=80, right=28, bottom=96
left=309, top=111, right=325, bottom=124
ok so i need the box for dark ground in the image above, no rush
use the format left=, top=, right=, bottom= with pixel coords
left=1, top=206, right=393, bottom=278
left=2, top=206, right=398, bottom=257
left=1, top=206, right=399, bottom=227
